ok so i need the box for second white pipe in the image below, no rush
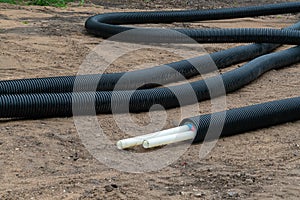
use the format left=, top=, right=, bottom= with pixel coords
left=142, top=130, right=196, bottom=149
left=117, top=124, right=192, bottom=149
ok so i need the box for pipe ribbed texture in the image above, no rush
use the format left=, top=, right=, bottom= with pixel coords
left=0, top=0, right=299, bottom=144
left=1, top=2, right=300, bottom=94
left=180, top=97, right=300, bottom=143
left=85, top=2, right=300, bottom=44
left=1, top=45, right=300, bottom=118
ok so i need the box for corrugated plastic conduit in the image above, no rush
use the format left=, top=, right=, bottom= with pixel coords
left=1, top=2, right=300, bottom=148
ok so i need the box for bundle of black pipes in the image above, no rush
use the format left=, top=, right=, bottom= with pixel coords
left=1, top=2, right=300, bottom=143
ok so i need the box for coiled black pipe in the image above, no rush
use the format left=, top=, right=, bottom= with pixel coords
left=180, top=96, right=300, bottom=143
left=0, top=42, right=282, bottom=94
left=1, top=45, right=300, bottom=118
left=1, top=2, right=300, bottom=95
left=0, top=43, right=280, bottom=94
left=0, top=2, right=299, bottom=125
left=85, top=2, right=300, bottom=44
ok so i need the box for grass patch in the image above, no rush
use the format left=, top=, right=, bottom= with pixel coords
left=0, top=0, right=17, bottom=4
left=27, top=0, right=76, bottom=7
left=0, top=0, right=84, bottom=7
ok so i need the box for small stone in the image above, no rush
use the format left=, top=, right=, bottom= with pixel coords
left=227, top=191, right=238, bottom=197
left=179, top=191, right=188, bottom=196
left=194, top=192, right=205, bottom=198
left=245, top=178, right=253, bottom=183
left=104, top=185, right=114, bottom=193
left=294, top=152, right=298, bottom=157
left=90, top=179, right=100, bottom=185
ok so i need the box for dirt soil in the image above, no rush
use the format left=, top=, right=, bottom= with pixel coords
left=0, top=1, right=299, bottom=199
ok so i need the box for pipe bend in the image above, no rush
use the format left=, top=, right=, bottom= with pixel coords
left=85, top=2, right=300, bottom=44
left=1, top=2, right=300, bottom=121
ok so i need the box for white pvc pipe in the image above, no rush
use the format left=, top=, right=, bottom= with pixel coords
left=142, top=130, right=196, bottom=149
left=117, top=125, right=192, bottom=150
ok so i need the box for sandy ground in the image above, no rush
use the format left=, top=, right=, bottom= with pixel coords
left=0, top=1, right=299, bottom=199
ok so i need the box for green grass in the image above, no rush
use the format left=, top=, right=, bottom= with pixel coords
left=28, top=0, right=76, bottom=7
left=0, top=0, right=84, bottom=7
left=0, top=0, right=17, bottom=4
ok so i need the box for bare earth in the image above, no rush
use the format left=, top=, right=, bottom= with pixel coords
left=0, top=1, right=299, bottom=199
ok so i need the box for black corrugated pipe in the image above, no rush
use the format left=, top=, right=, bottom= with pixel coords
left=0, top=43, right=280, bottom=94
left=85, top=2, right=300, bottom=44
left=1, top=3, right=300, bottom=95
left=1, top=45, right=300, bottom=118
left=180, top=97, right=300, bottom=143
left=0, top=0, right=299, bottom=146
